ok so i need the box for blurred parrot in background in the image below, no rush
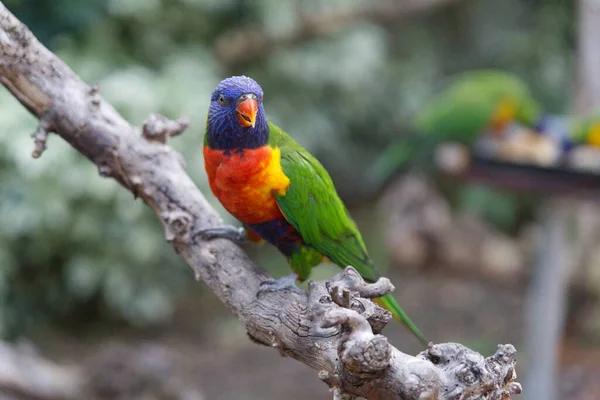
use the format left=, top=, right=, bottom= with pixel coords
left=197, top=76, right=427, bottom=345
left=533, top=114, right=576, bottom=154
left=367, top=70, right=542, bottom=188
left=533, top=112, right=600, bottom=156
left=570, top=112, right=600, bottom=147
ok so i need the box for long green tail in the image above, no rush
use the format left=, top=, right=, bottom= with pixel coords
left=374, top=294, right=428, bottom=346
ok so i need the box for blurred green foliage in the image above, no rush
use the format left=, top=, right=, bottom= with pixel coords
left=0, top=0, right=576, bottom=337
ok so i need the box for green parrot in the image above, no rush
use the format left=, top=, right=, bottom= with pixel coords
left=199, top=76, right=427, bottom=345
left=570, top=112, right=600, bottom=147
left=368, top=70, right=542, bottom=187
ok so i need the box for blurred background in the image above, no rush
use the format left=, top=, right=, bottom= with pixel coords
left=1, top=0, right=598, bottom=399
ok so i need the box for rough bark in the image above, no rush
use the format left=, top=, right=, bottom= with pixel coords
left=0, top=4, right=521, bottom=399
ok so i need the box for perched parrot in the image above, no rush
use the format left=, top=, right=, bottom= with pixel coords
left=367, top=70, right=542, bottom=187
left=198, top=76, right=426, bottom=344
left=570, top=112, right=600, bottom=147
left=534, top=115, right=576, bottom=154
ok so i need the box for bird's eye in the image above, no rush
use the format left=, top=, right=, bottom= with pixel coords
left=218, top=94, right=227, bottom=105
left=258, top=95, right=264, bottom=103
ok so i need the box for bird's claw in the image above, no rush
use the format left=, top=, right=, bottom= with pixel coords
left=193, top=225, right=246, bottom=244
left=258, top=273, right=303, bottom=295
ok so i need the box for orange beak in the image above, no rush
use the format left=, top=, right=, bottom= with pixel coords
left=236, top=96, right=258, bottom=128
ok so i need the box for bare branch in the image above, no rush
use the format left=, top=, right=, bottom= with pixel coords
left=0, top=3, right=520, bottom=399
left=0, top=341, right=83, bottom=399
left=143, top=113, right=190, bottom=144
left=31, top=119, right=50, bottom=158
left=216, top=0, right=462, bottom=66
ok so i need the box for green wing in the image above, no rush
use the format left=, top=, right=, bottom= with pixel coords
left=268, top=122, right=378, bottom=281
left=269, top=122, right=427, bottom=344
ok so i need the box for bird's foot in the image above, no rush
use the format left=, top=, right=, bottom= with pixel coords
left=258, top=273, right=303, bottom=295
left=193, top=225, right=246, bottom=244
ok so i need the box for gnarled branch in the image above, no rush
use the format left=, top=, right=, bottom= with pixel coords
left=0, top=4, right=520, bottom=399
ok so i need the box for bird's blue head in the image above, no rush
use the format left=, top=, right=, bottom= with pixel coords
left=205, top=76, right=268, bottom=150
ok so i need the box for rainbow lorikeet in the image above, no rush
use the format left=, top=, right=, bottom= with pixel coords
left=197, top=76, right=426, bottom=344
left=534, top=115, right=576, bottom=153
left=368, top=70, right=542, bottom=187
left=570, top=112, right=600, bottom=147
left=533, top=113, right=600, bottom=154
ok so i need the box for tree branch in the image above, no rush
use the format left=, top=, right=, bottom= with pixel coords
left=216, top=0, right=462, bottom=66
left=0, top=4, right=520, bottom=399
left=0, top=341, right=83, bottom=399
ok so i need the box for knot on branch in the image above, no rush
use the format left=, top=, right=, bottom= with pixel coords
left=142, top=113, right=189, bottom=144
left=419, top=343, right=522, bottom=399
left=30, top=113, right=56, bottom=158
left=326, top=266, right=393, bottom=333
left=322, top=308, right=391, bottom=377
left=88, top=84, right=101, bottom=110
left=31, top=122, right=50, bottom=158
left=318, top=268, right=396, bottom=379
left=162, top=209, right=193, bottom=242
left=329, top=266, right=395, bottom=300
